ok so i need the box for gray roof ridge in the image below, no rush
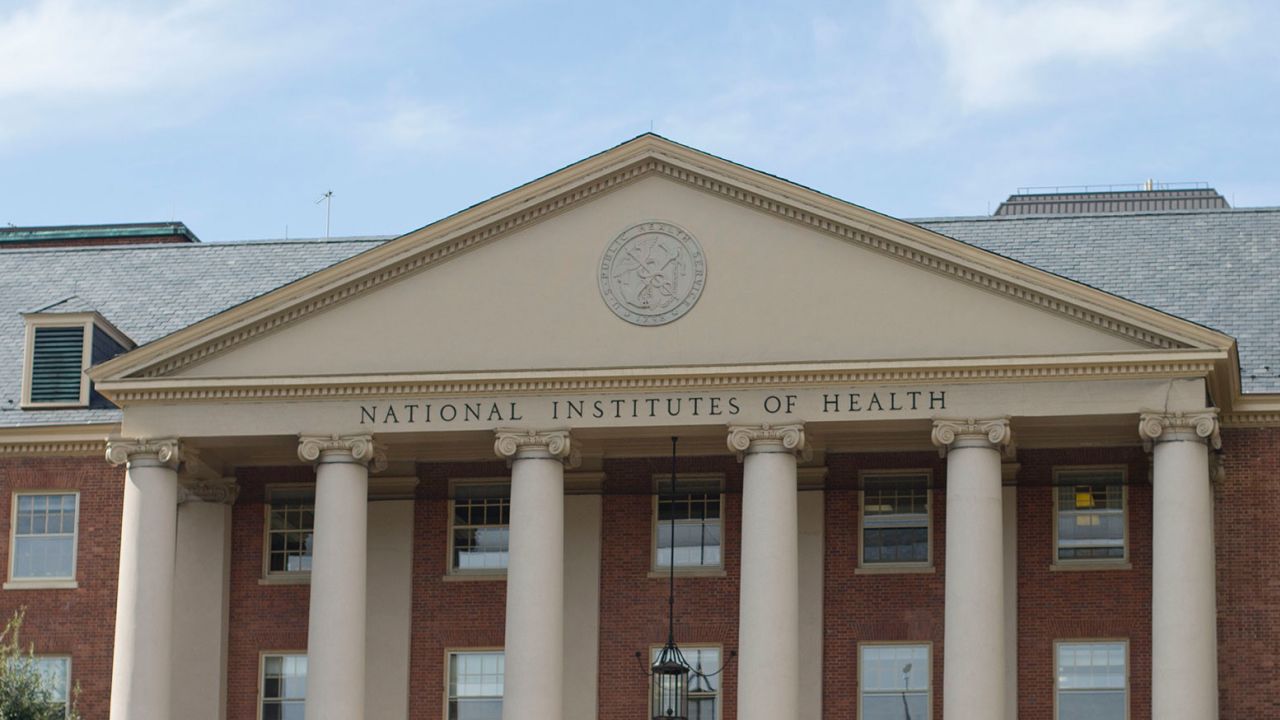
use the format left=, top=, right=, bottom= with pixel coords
left=911, top=206, right=1280, bottom=224
left=0, top=235, right=396, bottom=255
left=25, top=294, right=98, bottom=315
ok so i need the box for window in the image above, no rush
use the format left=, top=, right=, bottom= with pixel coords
left=265, top=488, right=314, bottom=576
left=650, top=646, right=721, bottom=719
left=450, top=482, right=510, bottom=572
left=860, top=473, right=930, bottom=566
left=654, top=476, right=722, bottom=569
left=7, top=656, right=70, bottom=718
left=1054, top=468, right=1126, bottom=562
left=10, top=493, right=78, bottom=581
left=21, top=311, right=132, bottom=409
left=1056, top=641, right=1127, bottom=720
left=447, top=651, right=503, bottom=720
left=860, top=644, right=930, bottom=720
left=261, top=653, right=306, bottom=720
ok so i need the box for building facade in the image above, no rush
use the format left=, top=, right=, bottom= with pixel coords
left=1, top=135, right=1277, bottom=720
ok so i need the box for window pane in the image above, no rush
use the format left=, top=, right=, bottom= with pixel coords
left=13, top=536, right=74, bottom=578
left=656, top=485, right=722, bottom=568
left=1058, top=691, right=1126, bottom=720
left=863, top=527, right=929, bottom=564
left=1057, top=642, right=1126, bottom=690
left=452, top=487, right=511, bottom=571
left=862, top=477, right=929, bottom=565
left=862, top=693, right=928, bottom=720
left=861, top=645, right=929, bottom=692
left=31, top=657, right=68, bottom=703
left=262, top=651, right=307, bottom=720
left=267, top=491, right=315, bottom=574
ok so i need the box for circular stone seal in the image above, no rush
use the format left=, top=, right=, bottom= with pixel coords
left=599, top=221, right=707, bottom=326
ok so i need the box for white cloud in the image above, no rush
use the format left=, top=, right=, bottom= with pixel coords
left=915, top=0, right=1236, bottom=111
left=0, top=0, right=322, bottom=147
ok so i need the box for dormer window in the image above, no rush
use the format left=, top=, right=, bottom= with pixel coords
left=21, top=299, right=133, bottom=409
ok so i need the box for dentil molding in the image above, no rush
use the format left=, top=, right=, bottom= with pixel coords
left=1138, top=410, right=1222, bottom=451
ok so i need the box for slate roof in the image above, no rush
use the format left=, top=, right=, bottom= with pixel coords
left=0, top=237, right=389, bottom=427
left=1, top=206, right=1276, bottom=430
left=914, top=207, right=1280, bottom=394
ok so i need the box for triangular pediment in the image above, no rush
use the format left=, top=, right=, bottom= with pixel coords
left=91, top=135, right=1233, bottom=393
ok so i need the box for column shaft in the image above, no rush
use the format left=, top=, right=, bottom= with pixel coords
left=934, top=420, right=1008, bottom=720
left=107, top=440, right=181, bottom=720
left=730, top=425, right=803, bottom=720
left=1144, top=413, right=1220, bottom=720
left=299, top=436, right=374, bottom=720
left=496, top=431, right=569, bottom=720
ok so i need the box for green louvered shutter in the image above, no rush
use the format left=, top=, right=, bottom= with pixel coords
left=30, top=326, right=86, bottom=403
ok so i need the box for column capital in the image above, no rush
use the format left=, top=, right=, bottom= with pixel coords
left=493, top=429, right=577, bottom=466
left=1139, top=410, right=1221, bottom=451
left=105, top=437, right=182, bottom=469
left=931, top=418, right=1012, bottom=457
left=178, top=477, right=240, bottom=505
left=727, top=423, right=807, bottom=461
left=298, top=434, right=382, bottom=468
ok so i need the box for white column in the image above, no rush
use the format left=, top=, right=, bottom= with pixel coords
left=1140, top=411, right=1220, bottom=720
left=172, top=477, right=238, bottom=720
left=728, top=424, right=804, bottom=720
left=932, top=419, right=1010, bottom=720
left=494, top=430, right=573, bottom=720
left=297, top=435, right=378, bottom=720
left=106, top=438, right=182, bottom=720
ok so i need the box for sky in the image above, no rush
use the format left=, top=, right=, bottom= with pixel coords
left=1, top=0, right=1277, bottom=242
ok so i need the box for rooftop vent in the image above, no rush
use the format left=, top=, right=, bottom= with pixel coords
left=994, top=182, right=1229, bottom=216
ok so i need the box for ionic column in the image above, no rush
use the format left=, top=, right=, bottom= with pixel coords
left=297, top=435, right=378, bottom=720
left=494, top=430, right=574, bottom=720
left=728, top=424, right=805, bottom=720
left=932, top=419, right=1010, bottom=720
left=172, top=476, right=238, bottom=720
left=1140, top=411, right=1220, bottom=720
left=106, top=438, right=182, bottom=720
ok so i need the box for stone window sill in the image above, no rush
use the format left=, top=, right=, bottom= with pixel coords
left=258, top=574, right=311, bottom=586
left=3, top=579, right=78, bottom=590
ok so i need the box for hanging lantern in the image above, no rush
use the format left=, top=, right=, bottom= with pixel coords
left=650, top=641, right=690, bottom=719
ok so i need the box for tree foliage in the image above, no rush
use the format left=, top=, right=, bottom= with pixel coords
left=0, top=608, right=80, bottom=720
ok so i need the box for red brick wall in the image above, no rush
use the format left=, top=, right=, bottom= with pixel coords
left=597, top=456, right=742, bottom=720
left=1013, top=447, right=1152, bottom=720
left=824, top=451, right=947, bottom=720
left=0, top=455, right=121, bottom=719
left=408, top=461, right=508, bottom=720
left=226, top=466, right=313, bottom=720
left=1216, top=427, right=1280, bottom=718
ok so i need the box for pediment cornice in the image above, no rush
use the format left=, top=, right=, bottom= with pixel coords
left=89, top=135, right=1234, bottom=388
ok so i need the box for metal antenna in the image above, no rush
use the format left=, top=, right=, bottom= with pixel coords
left=316, top=190, right=333, bottom=239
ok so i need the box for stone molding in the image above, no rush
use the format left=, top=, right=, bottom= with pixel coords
left=105, top=437, right=181, bottom=469
left=1139, top=410, right=1222, bottom=451
left=297, top=434, right=383, bottom=469
left=178, top=477, right=240, bottom=505
left=493, top=429, right=578, bottom=466
left=727, top=423, right=807, bottom=460
left=931, top=418, right=1013, bottom=457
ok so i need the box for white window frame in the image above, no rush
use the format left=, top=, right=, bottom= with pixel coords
left=858, top=641, right=931, bottom=720
left=5, top=491, right=79, bottom=590
left=28, top=654, right=71, bottom=719
left=261, top=484, right=315, bottom=583
left=1054, top=639, right=1129, bottom=720
left=20, top=312, right=132, bottom=409
left=857, top=470, right=933, bottom=571
left=1052, top=466, right=1129, bottom=568
left=444, top=648, right=504, bottom=720
left=447, top=478, right=511, bottom=577
left=258, top=651, right=307, bottom=720
left=650, top=473, right=726, bottom=575
left=647, top=643, right=723, bottom=720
